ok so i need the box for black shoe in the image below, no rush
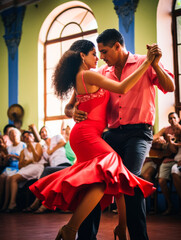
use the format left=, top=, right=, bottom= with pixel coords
left=6, top=206, right=19, bottom=213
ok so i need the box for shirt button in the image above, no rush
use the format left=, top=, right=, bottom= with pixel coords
left=119, top=95, right=121, bottom=98
left=119, top=106, right=121, bottom=108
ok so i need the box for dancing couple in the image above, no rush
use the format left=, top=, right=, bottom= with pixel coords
left=30, top=29, right=174, bottom=240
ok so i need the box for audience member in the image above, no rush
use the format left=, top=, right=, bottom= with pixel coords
left=0, top=128, right=26, bottom=211
left=171, top=163, right=181, bottom=202
left=6, top=131, right=44, bottom=212
left=61, top=121, right=76, bottom=165
left=0, top=136, right=8, bottom=174
left=23, top=126, right=71, bottom=213
left=141, top=112, right=181, bottom=182
left=169, top=137, right=181, bottom=209
left=158, top=113, right=181, bottom=215
left=141, top=112, right=181, bottom=214
left=2, top=124, right=15, bottom=147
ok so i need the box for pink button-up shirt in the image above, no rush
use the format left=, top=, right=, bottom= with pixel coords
left=98, top=52, right=174, bottom=128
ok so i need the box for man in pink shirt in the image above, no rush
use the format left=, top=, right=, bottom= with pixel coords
left=65, top=29, right=174, bottom=240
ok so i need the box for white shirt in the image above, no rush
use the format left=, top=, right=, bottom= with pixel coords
left=43, top=134, right=70, bottom=167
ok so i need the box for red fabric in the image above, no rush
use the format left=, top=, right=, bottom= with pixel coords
left=30, top=89, right=155, bottom=211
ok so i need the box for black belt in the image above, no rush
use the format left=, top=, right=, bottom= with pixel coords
left=112, top=124, right=153, bottom=131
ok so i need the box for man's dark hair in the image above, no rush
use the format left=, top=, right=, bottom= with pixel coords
left=168, top=112, right=178, bottom=118
left=22, top=130, right=33, bottom=137
left=96, top=28, right=124, bottom=47
left=3, top=124, right=16, bottom=135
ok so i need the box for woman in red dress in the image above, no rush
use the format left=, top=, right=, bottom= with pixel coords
left=30, top=40, right=156, bottom=240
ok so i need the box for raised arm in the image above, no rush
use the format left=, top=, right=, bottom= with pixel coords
left=147, top=44, right=175, bottom=92
left=84, top=48, right=155, bottom=94
left=29, top=142, right=43, bottom=162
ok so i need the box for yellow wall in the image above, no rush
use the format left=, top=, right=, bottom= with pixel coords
left=135, top=0, right=158, bottom=53
left=0, top=17, right=8, bottom=134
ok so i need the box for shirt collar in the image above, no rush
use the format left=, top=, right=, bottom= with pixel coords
left=104, top=52, right=137, bottom=73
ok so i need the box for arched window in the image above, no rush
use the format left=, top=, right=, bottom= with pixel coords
left=38, top=2, right=98, bottom=135
left=173, top=0, right=181, bottom=115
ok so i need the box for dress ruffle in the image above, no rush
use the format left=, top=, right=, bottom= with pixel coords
left=30, top=152, right=155, bottom=211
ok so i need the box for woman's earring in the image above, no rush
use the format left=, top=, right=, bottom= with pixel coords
left=83, top=59, right=88, bottom=69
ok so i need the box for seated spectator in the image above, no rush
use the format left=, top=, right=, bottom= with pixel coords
left=141, top=112, right=181, bottom=214
left=23, top=126, right=71, bottom=213
left=0, top=128, right=26, bottom=211
left=61, top=122, right=76, bottom=165
left=170, top=139, right=181, bottom=208
left=141, top=112, right=180, bottom=181
left=2, top=124, right=15, bottom=147
left=171, top=164, right=181, bottom=203
left=6, top=131, right=44, bottom=212
left=0, top=136, right=8, bottom=174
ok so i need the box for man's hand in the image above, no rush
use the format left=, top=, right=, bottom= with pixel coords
left=73, top=102, right=87, bottom=123
left=147, top=43, right=162, bottom=67
left=153, top=136, right=166, bottom=144
left=146, top=43, right=174, bottom=92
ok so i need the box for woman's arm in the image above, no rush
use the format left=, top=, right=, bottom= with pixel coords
left=18, top=150, right=26, bottom=169
left=29, top=142, right=43, bottom=162
left=84, top=50, right=154, bottom=94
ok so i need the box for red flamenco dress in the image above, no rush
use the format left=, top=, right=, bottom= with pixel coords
left=30, top=88, right=155, bottom=211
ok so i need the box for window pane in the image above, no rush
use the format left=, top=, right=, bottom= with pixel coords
left=61, top=36, right=82, bottom=55
left=45, top=119, right=75, bottom=136
left=178, top=45, right=181, bottom=74
left=44, top=5, right=98, bottom=134
left=85, top=32, right=98, bottom=48
left=177, top=16, right=181, bottom=44
left=179, top=75, right=181, bottom=102
left=61, top=23, right=81, bottom=38
left=47, top=20, right=64, bottom=40
left=46, top=93, right=61, bottom=116
left=46, top=43, right=61, bottom=69
left=175, top=0, right=181, bottom=10
left=56, top=7, right=87, bottom=26
left=81, top=11, right=98, bottom=31
left=46, top=68, right=54, bottom=94
left=46, top=90, right=74, bottom=117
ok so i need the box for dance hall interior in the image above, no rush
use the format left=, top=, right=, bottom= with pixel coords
left=0, top=0, right=181, bottom=240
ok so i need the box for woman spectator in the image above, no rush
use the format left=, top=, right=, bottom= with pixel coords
left=6, top=131, right=44, bottom=212
left=23, top=126, right=71, bottom=213
left=0, top=136, right=8, bottom=174
left=0, top=128, right=26, bottom=211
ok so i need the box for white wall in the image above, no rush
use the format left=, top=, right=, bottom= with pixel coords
left=157, top=0, right=175, bottom=130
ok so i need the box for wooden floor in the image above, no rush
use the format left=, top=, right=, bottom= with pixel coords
left=0, top=210, right=181, bottom=240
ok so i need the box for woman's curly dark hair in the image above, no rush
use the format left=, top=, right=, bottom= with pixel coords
left=52, top=40, right=95, bottom=99
left=52, top=50, right=81, bottom=99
